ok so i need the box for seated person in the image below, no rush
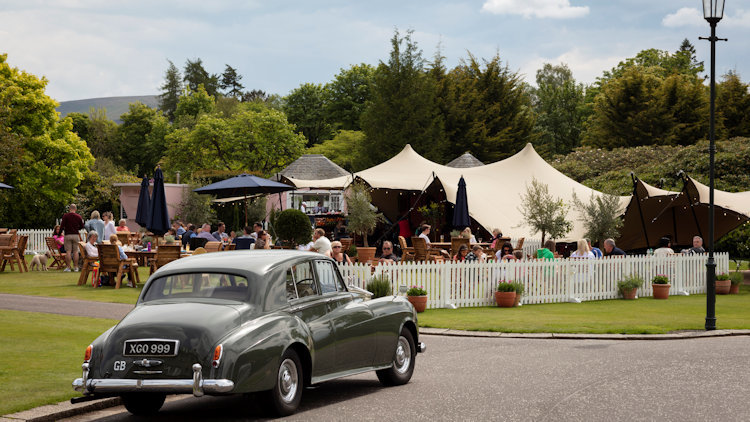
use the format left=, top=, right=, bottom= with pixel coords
left=84, top=232, right=99, bottom=258
left=537, top=240, right=556, bottom=260
left=313, top=201, right=325, bottom=214
left=453, top=244, right=469, bottom=262
left=116, top=219, right=130, bottom=232
left=465, top=245, right=486, bottom=262
left=419, top=224, right=449, bottom=258
left=495, top=242, right=514, bottom=261
left=489, top=228, right=504, bottom=249
left=109, top=234, right=135, bottom=286
left=197, top=223, right=216, bottom=240
left=653, top=237, right=675, bottom=257
left=182, top=224, right=196, bottom=247
left=378, top=241, right=400, bottom=264
left=461, top=227, right=477, bottom=244
left=326, top=241, right=352, bottom=264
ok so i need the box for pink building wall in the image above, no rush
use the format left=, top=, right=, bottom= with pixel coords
left=116, top=183, right=189, bottom=231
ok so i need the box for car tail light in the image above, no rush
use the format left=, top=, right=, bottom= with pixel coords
left=84, top=345, right=93, bottom=362
left=212, top=344, right=223, bottom=368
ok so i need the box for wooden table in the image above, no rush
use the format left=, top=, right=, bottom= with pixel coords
left=431, top=242, right=491, bottom=249
left=125, top=250, right=156, bottom=267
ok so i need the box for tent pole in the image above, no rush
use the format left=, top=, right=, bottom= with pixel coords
left=243, top=188, right=248, bottom=227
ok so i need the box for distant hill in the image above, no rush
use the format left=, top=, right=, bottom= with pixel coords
left=57, top=95, right=160, bottom=123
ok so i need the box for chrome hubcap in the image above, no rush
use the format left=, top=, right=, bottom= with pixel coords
left=393, top=336, right=411, bottom=374
left=278, top=358, right=298, bottom=403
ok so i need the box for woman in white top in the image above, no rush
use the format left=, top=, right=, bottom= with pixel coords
left=570, top=239, right=595, bottom=259
left=653, top=237, right=675, bottom=256
left=102, top=211, right=117, bottom=241
left=84, top=232, right=99, bottom=258
left=461, top=227, right=477, bottom=244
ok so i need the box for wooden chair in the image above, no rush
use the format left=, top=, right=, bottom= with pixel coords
left=339, top=238, right=353, bottom=253
left=192, top=247, right=207, bottom=255
left=450, top=237, right=470, bottom=257
left=515, top=237, right=525, bottom=252
left=223, top=243, right=236, bottom=251
left=97, top=244, right=136, bottom=289
left=116, top=232, right=131, bottom=246
left=77, top=242, right=100, bottom=285
left=0, top=234, right=15, bottom=269
left=356, top=247, right=377, bottom=264
left=398, top=236, right=415, bottom=262
left=150, top=245, right=181, bottom=275
left=1, top=235, right=28, bottom=272
left=45, top=237, right=68, bottom=270
left=204, top=241, right=222, bottom=252
left=411, top=237, right=442, bottom=262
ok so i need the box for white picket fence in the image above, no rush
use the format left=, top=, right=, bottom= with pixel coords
left=338, top=253, right=730, bottom=309
left=17, top=229, right=87, bottom=254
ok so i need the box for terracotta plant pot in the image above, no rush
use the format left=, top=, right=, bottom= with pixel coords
left=621, top=288, right=638, bottom=300
left=494, top=291, right=516, bottom=308
left=715, top=279, right=731, bottom=295
left=652, top=283, right=670, bottom=299
left=729, top=284, right=740, bottom=294
left=407, top=295, right=428, bottom=312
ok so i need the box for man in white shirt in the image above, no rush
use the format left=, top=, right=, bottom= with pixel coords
left=311, top=228, right=331, bottom=255
left=419, top=224, right=432, bottom=245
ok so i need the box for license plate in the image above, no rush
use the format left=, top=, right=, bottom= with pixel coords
left=123, top=339, right=179, bottom=357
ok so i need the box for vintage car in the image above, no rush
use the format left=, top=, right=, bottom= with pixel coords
left=72, top=250, right=425, bottom=416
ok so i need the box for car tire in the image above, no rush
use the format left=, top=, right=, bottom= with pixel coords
left=376, top=327, right=416, bottom=386
left=266, top=348, right=303, bottom=416
left=121, top=393, right=166, bottom=416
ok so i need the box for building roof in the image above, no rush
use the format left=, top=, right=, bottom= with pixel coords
left=446, top=152, right=484, bottom=168
left=278, top=154, right=349, bottom=180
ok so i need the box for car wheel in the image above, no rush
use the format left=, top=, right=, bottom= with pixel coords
left=376, top=328, right=415, bottom=386
left=121, top=393, right=166, bottom=416
left=266, top=348, right=303, bottom=416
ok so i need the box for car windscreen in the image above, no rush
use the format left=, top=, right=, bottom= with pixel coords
left=142, top=273, right=249, bottom=302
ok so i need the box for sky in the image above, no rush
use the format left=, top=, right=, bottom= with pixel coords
left=1, top=0, right=749, bottom=102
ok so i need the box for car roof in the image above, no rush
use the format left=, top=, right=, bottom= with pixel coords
left=153, top=250, right=328, bottom=278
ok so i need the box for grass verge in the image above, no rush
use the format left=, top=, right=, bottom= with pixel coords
left=419, top=284, right=750, bottom=334
left=0, top=310, right=117, bottom=415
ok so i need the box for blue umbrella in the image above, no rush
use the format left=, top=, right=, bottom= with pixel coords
left=147, top=167, right=170, bottom=236
left=194, top=173, right=294, bottom=225
left=0, top=182, right=13, bottom=189
left=452, top=176, right=471, bottom=228
left=134, top=175, right=151, bottom=228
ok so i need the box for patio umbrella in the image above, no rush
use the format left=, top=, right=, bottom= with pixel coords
left=147, top=166, right=170, bottom=236
left=452, top=176, right=471, bottom=228
left=134, top=175, right=151, bottom=228
left=194, top=173, right=294, bottom=225
left=0, top=182, right=13, bottom=189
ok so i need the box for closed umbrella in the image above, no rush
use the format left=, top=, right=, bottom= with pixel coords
left=147, top=167, right=170, bottom=236
left=134, top=175, right=151, bottom=228
left=0, top=182, right=13, bottom=189
left=194, top=173, right=294, bottom=226
left=452, top=176, right=470, bottom=228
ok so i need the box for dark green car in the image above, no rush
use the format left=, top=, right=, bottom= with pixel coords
left=72, top=250, right=424, bottom=416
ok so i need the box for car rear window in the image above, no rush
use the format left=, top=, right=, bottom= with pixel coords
left=142, top=273, right=249, bottom=302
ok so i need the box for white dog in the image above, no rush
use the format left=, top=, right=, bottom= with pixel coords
left=30, top=251, right=51, bottom=271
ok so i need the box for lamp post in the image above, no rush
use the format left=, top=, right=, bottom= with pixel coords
left=699, top=0, right=727, bottom=331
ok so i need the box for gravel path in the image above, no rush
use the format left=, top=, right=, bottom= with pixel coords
left=0, top=293, right=133, bottom=320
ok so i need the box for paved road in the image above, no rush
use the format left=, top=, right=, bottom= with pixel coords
left=61, top=334, right=750, bottom=422
left=0, top=294, right=133, bottom=319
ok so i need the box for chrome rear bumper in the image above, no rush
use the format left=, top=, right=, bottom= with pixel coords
left=73, top=363, right=233, bottom=397
left=417, top=342, right=426, bottom=353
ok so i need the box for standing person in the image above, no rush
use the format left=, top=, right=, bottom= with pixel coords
left=570, top=239, right=595, bottom=259
left=587, top=239, right=603, bottom=258
left=84, top=210, right=105, bottom=244
left=537, top=240, right=556, bottom=260
left=688, top=236, right=706, bottom=254
left=653, top=237, right=675, bottom=257
left=102, top=211, right=117, bottom=241
left=326, top=241, right=352, bottom=264
left=603, top=238, right=626, bottom=257
left=311, top=228, right=331, bottom=255
left=61, top=204, right=84, bottom=272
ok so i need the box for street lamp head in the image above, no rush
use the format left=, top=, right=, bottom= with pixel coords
left=703, top=0, right=725, bottom=23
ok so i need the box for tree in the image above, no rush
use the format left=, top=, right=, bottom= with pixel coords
left=183, top=58, right=220, bottom=97
left=305, top=130, right=367, bottom=172
left=116, top=102, right=171, bottom=175
left=346, top=182, right=383, bottom=247
left=717, top=71, right=750, bottom=138
left=159, top=60, right=182, bottom=121
left=517, top=178, right=571, bottom=243
left=324, top=64, right=374, bottom=131
left=274, top=209, right=313, bottom=247
left=242, top=89, right=268, bottom=103
left=571, top=192, right=623, bottom=245
left=532, top=63, right=586, bottom=156
left=283, top=83, right=332, bottom=145
left=174, top=85, right=217, bottom=129
left=442, top=54, right=537, bottom=162
left=220, top=64, right=245, bottom=99
left=177, top=185, right=216, bottom=226
left=0, top=54, right=94, bottom=227
left=84, top=108, right=119, bottom=160
left=361, top=29, right=447, bottom=165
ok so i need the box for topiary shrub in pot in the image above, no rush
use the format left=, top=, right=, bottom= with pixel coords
left=715, top=273, right=731, bottom=295
left=366, top=275, right=392, bottom=299
left=617, top=275, right=644, bottom=300
left=495, top=281, right=516, bottom=307
left=274, top=209, right=313, bottom=249
left=651, top=274, right=670, bottom=299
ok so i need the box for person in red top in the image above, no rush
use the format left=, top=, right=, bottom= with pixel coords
left=61, top=203, right=84, bottom=272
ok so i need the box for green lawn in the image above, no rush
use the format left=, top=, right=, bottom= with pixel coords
left=419, top=284, right=750, bottom=334
left=0, top=310, right=117, bottom=415
left=0, top=260, right=144, bottom=304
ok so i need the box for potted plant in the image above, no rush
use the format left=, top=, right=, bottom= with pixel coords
left=365, top=275, right=392, bottom=299
left=715, top=273, right=731, bottom=295
left=406, top=286, right=428, bottom=312
left=511, top=281, right=525, bottom=307
left=495, top=282, right=516, bottom=308
left=651, top=274, right=670, bottom=299
left=729, top=272, right=742, bottom=295
left=617, top=275, right=644, bottom=300
left=274, top=209, right=313, bottom=248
